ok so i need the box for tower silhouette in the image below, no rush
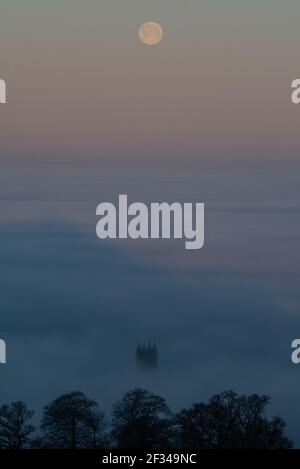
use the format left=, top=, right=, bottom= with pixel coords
left=136, top=341, right=157, bottom=370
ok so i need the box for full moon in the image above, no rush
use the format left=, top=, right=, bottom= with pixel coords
left=139, top=22, right=164, bottom=46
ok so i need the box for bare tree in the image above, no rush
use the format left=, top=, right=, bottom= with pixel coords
left=41, top=391, right=107, bottom=448
left=174, top=391, right=293, bottom=449
left=0, top=401, right=35, bottom=449
left=112, top=388, right=172, bottom=448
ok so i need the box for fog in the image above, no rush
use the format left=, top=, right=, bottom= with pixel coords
left=0, top=160, right=299, bottom=443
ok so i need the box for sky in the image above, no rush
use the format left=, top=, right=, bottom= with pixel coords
left=1, top=0, right=300, bottom=446
left=0, top=0, right=300, bottom=161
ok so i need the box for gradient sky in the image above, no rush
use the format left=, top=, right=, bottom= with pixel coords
left=1, top=0, right=300, bottom=447
left=1, top=0, right=300, bottom=161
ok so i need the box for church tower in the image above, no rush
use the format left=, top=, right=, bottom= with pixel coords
left=136, top=341, right=157, bottom=370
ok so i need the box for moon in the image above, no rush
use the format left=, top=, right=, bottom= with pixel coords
left=139, top=22, right=164, bottom=46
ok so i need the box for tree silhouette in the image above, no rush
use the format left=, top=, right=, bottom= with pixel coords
left=0, top=401, right=35, bottom=449
left=0, top=389, right=293, bottom=449
left=112, top=388, right=172, bottom=449
left=85, top=410, right=109, bottom=448
left=174, top=391, right=292, bottom=449
left=41, top=391, right=107, bottom=448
